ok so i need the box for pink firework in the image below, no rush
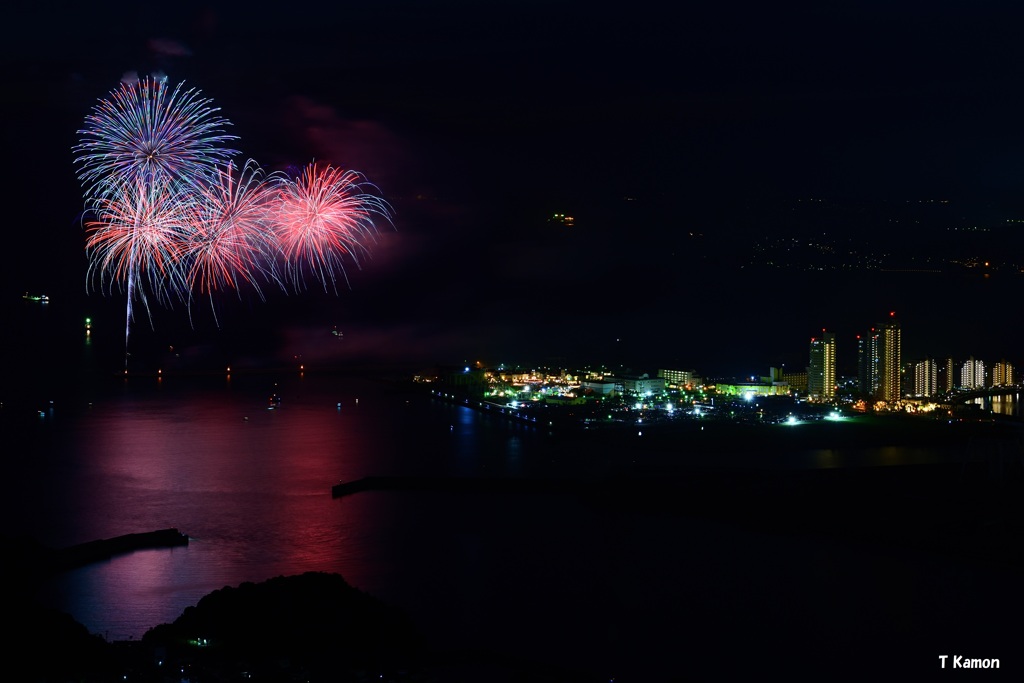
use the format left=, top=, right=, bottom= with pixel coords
left=84, top=174, right=194, bottom=344
left=84, top=174, right=193, bottom=305
left=271, top=163, right=392, bottom=291
left=184, top=160, right=282, bottom=300
left=74, top=78, right=394, bottom=365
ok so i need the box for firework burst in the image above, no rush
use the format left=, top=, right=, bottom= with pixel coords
left=84, top=173, right=194, bottom=345
left=271, top=163, right=392, bottom=292
left=74, top=76, right=240, bottom=201
left=183, top=160, right=282, bottom=301
left=75, top=77, right=392, bottom=365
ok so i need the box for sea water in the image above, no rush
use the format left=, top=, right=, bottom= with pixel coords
left=3, top=297, right=1022, bottom=680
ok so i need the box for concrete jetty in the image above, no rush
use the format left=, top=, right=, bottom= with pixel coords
left=53, top=528, right=190, bottom=570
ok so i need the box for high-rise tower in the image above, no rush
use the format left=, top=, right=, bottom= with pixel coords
left=942, top=357, right=955, bottom=393
left=960, top=357, right=985, bottom=389
left=992, top=360, right=1014, bottom=386
left=914, top=359, right=938, bottom=397
left=859, top=328, right=883, bottom=398
left=808, top=330, right=836, bottom=399
left=877, top=312, right=902, bottom=402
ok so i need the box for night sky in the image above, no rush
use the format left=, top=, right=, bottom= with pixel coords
left=4, top=2, right=1024, bottom=377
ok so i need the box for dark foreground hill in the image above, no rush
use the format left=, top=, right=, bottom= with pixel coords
left=140, top=571, right=423, bottom=681
left=6, top=571, right=606, bottom=682
left=5, top=572, right=430, bottom=683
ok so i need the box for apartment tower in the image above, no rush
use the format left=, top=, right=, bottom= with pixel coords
left=808, top=330, right=837, bottom=399
left=876, top=312, right=902, bottom=402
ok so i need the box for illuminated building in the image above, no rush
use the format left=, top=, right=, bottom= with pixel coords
left=581, top=379, right=618, bottom=396
left=941, top=357, right=955, bottom=393
left=808, top=330, right=836, bottom=399
left=914, top=359, right=938, bottom=397
left=717, top=368, right=794, bottom=397
left=864, top=313, right=901, bottom=401
left=859, top=329, right=883, bottom=398
left=880, top=315, right=901, bottom=400
left=782, top=370, right=808, bottom=393
left=715, top=380, right=790, bottom=398
left=657, top=368, right=702, bottom=389
left=960, top=357, right=986, bottom=389
left=992, top=360, right=1015, bottom=386
left=856, top=334, right=872, bottom=396
left=605, top=373, right=666, bottom=395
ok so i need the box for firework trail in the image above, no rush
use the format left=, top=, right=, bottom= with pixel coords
left=271, top=163, right=392, bottom=292
left=84, top=173, right=194, bottom=360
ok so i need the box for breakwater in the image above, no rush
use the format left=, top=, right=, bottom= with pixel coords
left=3, top=528, right=191, bottom=581
left=53, top=528, right=190, bottom=570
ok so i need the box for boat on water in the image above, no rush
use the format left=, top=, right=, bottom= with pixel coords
left=22, top=292, right=49, bottom=303
left=268, top=389, right=282, bottom=409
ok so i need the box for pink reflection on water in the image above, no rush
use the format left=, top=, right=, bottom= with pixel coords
left=54, top=375, right=406, bottom=637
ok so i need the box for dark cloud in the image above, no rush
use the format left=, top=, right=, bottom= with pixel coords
left=148, top=38, right=193, bottom=58
left=280, top=96, right=413, bottom=195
